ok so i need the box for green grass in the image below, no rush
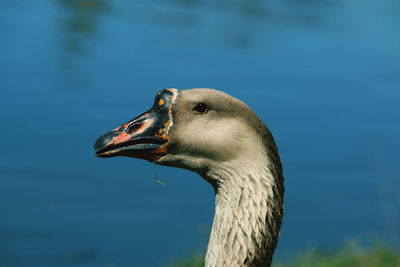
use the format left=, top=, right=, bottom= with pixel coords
left=168, top=252, right=205, bottom=267
left=168, top=243, right=400, bottom=267
left=273, top=243, right=400, bottom=267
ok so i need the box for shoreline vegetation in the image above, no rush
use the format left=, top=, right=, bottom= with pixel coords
left=169, top=242, right=400, bottom=267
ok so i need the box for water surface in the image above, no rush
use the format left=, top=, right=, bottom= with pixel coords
left=1, top=0, right=399, bottom=266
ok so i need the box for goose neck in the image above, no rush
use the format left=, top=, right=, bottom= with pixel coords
left=204, top=162, right=280, bottom=267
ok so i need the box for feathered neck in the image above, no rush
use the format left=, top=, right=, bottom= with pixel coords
left=203, top=156, right=284, bottom=267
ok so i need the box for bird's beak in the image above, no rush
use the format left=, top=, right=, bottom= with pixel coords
left=94, top=89, right=176, bottom=161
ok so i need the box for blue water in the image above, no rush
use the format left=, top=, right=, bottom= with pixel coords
left=1, top=0, right=399, bottom=266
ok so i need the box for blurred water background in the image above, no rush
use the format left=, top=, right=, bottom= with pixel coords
left=1, top=0, right=399, bottom=266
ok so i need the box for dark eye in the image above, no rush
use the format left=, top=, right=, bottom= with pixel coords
left=193, top=103, right=208, bottom=113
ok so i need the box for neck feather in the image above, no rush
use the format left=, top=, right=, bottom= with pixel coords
left=204, top=158, right=284, bottom=267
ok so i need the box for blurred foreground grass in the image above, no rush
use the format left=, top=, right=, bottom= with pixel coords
left=169, top=243, right=400, bottom=267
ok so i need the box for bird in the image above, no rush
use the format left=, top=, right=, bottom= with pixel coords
left=94, top=88, right=284, bottom=267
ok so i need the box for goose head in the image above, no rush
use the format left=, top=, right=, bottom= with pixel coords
left=94, top=88, right=284, bottom=266
left=94, top=88, right=279, bottom=187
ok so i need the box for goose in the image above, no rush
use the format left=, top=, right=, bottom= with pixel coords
left=94, top=88, right=284, bottom=267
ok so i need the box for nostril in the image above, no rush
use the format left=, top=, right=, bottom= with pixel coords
left=127, top=123, right=141, bottom=133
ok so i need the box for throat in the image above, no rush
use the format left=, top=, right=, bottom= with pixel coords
left=204, top=163, right=283, bottom=267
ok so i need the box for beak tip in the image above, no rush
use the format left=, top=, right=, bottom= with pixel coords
left=94, top=131, right=114, bottom=151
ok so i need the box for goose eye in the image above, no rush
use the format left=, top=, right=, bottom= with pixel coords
left=193, top=103, right=208, bottom=113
